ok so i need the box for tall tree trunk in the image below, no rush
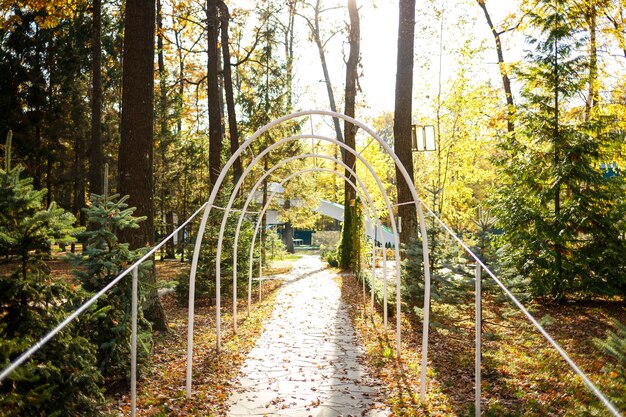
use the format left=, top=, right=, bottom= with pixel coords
left=284, top=222, right=294, bottom=253
left=284, top=198, right=294, bottom=253
left=71, top=90, right=85, bottom=227
left=46, top=147, right=53, bottom=208
left=309, top=0, right=343, bottom=144
left=180, top=157, right=188, bottom=262
left=218, top=1, right=242, bottom=184
left=553, top=30, right=563, bottom=298
left=32, top=24, right=43, bottom=190
left=33, top=124, right=41, bottom=189
left=393, top=0, right=418, bottom=247
left=72, top=132, right=84, bottom=226
left=174, top=27, right=186, bottom=261
left=174, top=27, right=184, bottom=134
left=207, top=0, right=223, bottom=189
left=156, top=0, right=175, bottom=258
left=90, top=0, right=104, bottom=196
left=585, top=0, right=598, bottom=122
left=340, top=0, right=360, bottom=269
left=284, top=0, right=297, bottom=110
left=477, top=0, right=515, bottom=134
left=119, top=0, right=168, bottom=331
left=261, top=159, right=268, bottom=261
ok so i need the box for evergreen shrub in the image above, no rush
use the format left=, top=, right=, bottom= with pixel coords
left=71, top=193, right=152, bottom=388
left=0, top=132, right=103, bottom=415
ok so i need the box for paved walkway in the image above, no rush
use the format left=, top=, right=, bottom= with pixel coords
left=226, top=255, right=390, bottom=417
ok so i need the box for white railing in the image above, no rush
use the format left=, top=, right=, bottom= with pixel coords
left=418, top=200, right=622, bottom=417
left=1, top=200, right=622, bottom=417
left=0, top=202, right=208, bottom=417
left=1, top=108, right=622, bottom=417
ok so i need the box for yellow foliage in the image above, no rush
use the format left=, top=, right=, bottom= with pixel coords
left=1, top=0, right=86, bottom=30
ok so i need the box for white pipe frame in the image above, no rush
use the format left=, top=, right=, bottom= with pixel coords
left=130, top=267, right=138, bottom=417
left=187, top=111, right=432, bottom=401
left=1, top=110, right=616, bottom=417
left=245, top=167, right=381, bottom=316
left=229, top=154, right=384, bottom=325
left=215, top=135, right=400, bottom=352
left=215, top=135, right=401, bottom=342
left=419, top=200, right=623, bottom=417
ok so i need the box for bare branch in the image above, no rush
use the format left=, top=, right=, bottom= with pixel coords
left=233, top=24, right=263, bottom=66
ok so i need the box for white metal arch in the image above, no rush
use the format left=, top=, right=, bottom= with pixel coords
left=246, top=167, right=382, bottom=306
left=239, top=162, right=386, bottom=312
left=212, top=134, right=401, bottom=353
left=229, top=154, right=387, bottom=324
left=186, top=110, right=432, bottom=401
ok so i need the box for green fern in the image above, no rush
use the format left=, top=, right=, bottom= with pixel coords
left=593, top=319, right=626, bottom=409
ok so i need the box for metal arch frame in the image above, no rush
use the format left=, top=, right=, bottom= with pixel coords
left=186, top=110, right=432, bottom=401
left=212, top=134, right=400, bottom=352
left=228, top=154, right=388, bottom=324
left=241, top=164, right=389, bottom=315
left=245, top=167, right=384, bottom=314
left=1, top=116, right=620, bottom=417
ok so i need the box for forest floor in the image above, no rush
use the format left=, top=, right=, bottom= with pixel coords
left=38, top=250, right=624, bottom=416
left=338, top=274, right=625, bottom=416
left=39, top=249, right=300, bottom=416
left=106, top=255, right=303, bottom=416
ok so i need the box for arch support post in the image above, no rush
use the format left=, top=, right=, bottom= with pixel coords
left=185, top=111, right=430, bottom=401
left=131, top=267, right=138, bottom=417
left=186, top=202, right=212, bottom=399
left=475, top=263, right=482, bottom=415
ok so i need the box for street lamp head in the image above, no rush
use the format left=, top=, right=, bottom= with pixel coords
left=412, top=124, right=436, bottom=152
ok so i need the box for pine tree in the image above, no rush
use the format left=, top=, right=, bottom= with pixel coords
left=71, top=192, right=152, bottom=387
left=493, top=0, right=626, bottom=300
left=175, top=191, right=258, bottom=305
left=0, top=132, right=103, bottom=415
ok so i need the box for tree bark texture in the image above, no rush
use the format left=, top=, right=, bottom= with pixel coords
left=261, top=160, right=268, bottom=260
left=72, top=112, right=85, bottom=226
left=340, top=0, right=360, bottom=269
left=393, top=0, right=418, bottom=247
left=119, top=0, right=168, bottom=330
left=310, top=0, right=343, bottom=144
left=553, top=32, right=563, bottom=297
left=218, top=1, right=243, bottom=185
left=157, top=0, right=175, bottom=258
left=284, top=0, right=297, bottom=110
left=344, top=0, right=359, bottom=201
left=284, top=198, right=294, bottom=253
left=70, top=74, right=85, bottom=223
left=207, top=0, right=223, bottom=189
left=585, top=1, right=598, bottom=122
left=90, top=0, right=103, bottom=196
left=477, top=0, right=515, bottom=134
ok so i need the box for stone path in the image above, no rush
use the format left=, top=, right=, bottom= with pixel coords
left=226, top=255, right=390, bottom=417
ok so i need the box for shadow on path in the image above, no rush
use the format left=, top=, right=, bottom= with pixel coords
left=226, top=255, right=391, bottom=416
